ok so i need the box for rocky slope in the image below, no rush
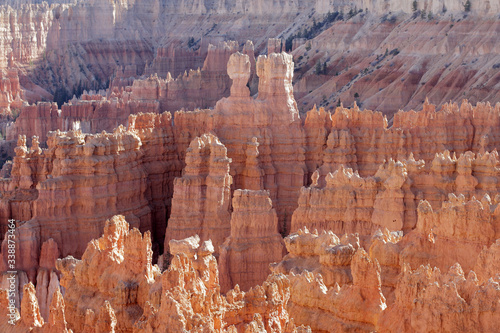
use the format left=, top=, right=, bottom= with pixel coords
left=1, top=0, right=499, bottom=117
left=293, top=12, right=500, bottom=117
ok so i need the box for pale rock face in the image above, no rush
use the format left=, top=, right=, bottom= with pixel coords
left=267, top=38, right=283, bottom=54
left=291, top=165, right=378, bottom=239
left=372, top=161, right=407, bottom=231
left=241, top=137, right=265, bottom=191
left=165, top=133, right=232, bottom=256
left=292, top=141, right=500, bottom=240
left=377, top=263, right=500, bottom=332
left=2, top=216, right=308, bottom=332
left=315, top=129, right=357, bottom=187
left=271, top=228, right=360, bottom=288
left=141, top=235, right=306, bottom=333
left=285, top=247, right=386, bottom=332
left=219, top=189, right=285, bottom=292
left=399, top=194, right=496, bottom=273
left=256, top=52, right=299, bottom=123
left=227, top=52, right=251, bottom=98
left=56, top=215, right=159, bottom=333
left=306, top=101, right=500, bottom=178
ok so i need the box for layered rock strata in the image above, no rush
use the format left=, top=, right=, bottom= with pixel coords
left=0, top=128, right=152, bottom=291
left=292, top=148, right=500, bottom=237
left=213, top=51, right=306, bottom=234
left=378, top=263, right=500, bottom=332
left=164, top=133, right=232, bottom=255
left=3, top=51, right=500, bottom=312
left=219, top=189, right=285, bottom=292
left=286, top=248, right=386, bottom=332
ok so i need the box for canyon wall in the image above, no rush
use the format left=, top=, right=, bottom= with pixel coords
left=1, top=1, right=500, bottom=331
left=0, top=44, right=499, bottom=333
left=294, top=14, right=500, bottom=116
left=2, top=50, right=500, bottom=294
left=1, top=0, right=499, bottom=120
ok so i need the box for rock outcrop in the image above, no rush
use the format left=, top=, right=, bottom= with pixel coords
left=40, top=215, right=308, bottom=332
left=164, top=133, right=232, bottom=255
left=2, top=2, right=500, bottom=331
left=291, top=165, right=378, bottom=239
left=292, top=147, right=500, bottom=238
left=0, top=281, right=72, bottom=333
left=57, top=215, right=159, bottom=332
left=378, top=263, right=500, bottom=333
left=286, top=248, right=386, bottom=332
left=0, top=128, right=153, bottom=292
left=214, top=51, right=307, bottom=234
left=271, top=228, right=360, bottom=288
left=0, top=69, right=24, bottom=116
left=219, top=189, right=285, bottom=292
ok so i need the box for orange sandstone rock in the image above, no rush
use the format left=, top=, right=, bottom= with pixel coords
left=378, top=263, right=500, bottom=333
left=219, top=189, right=285, bottom=292
left=57, top=215, right=159, bottom=333
left=286, top=248, right=386, bottom=332
left=48, top=215, right=308, bottom=333
left=271, top=227, right=360, bottom=288
left=164, top=133, right=232, bottom=255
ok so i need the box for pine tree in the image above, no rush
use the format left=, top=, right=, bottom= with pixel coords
left=464, top=0, right=471, bottom=12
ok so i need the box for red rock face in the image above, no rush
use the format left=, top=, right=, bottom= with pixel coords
left=219, top=189, right=285, bottom=292
left=0, top=69, right=23, bottom=116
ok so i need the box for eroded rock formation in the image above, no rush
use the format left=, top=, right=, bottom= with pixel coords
left=0, top=12, right=499, bottom=329
left=219, top=189, right=285, bottom=292
left=286, top=247, right=386, bottom=332
left=378, top=263, right=500, bottom=333
left=2, top=214, right=309, bottom=332
left=164, top=133, right=232, bottom=255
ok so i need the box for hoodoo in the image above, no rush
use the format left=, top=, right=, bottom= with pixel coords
left=1, top=1, right=500, bottom=332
